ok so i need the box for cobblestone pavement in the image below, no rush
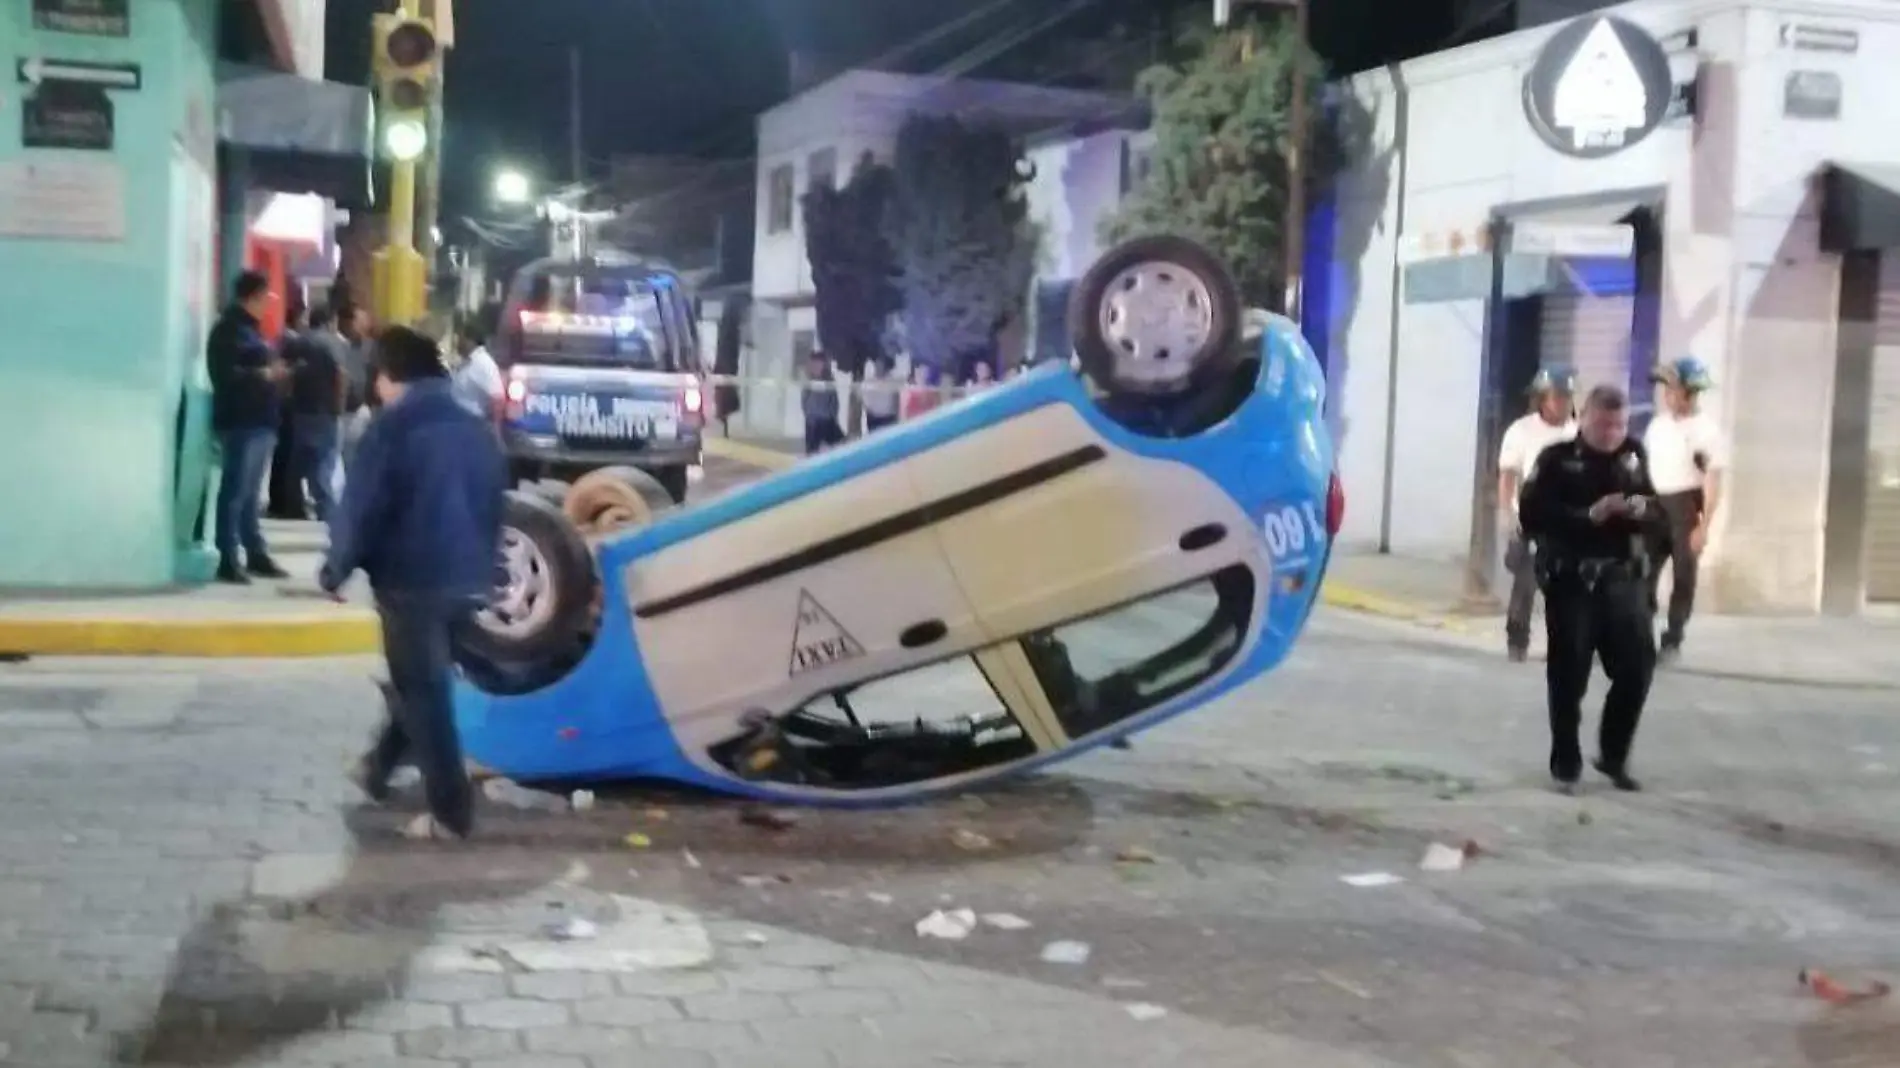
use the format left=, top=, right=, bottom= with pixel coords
left=1, top=611, right=1898, bottom=1067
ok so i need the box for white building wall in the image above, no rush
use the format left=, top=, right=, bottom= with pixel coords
left=1023, top=128, right=1153, bottom=281
left=1329, top=0, right=1900, bottom=612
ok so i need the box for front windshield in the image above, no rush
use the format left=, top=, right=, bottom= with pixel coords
left=516, top=269, right=676, bottom=370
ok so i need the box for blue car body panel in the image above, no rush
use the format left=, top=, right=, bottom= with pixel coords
left=455, top=316, right=1335, bottom=805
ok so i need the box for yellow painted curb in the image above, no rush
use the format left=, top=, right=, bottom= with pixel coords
left=1319, top=583, right=1476, bottom=632
left=0, top=615, right=382, bottom=658
left=704, top=437, right=798, bottom=471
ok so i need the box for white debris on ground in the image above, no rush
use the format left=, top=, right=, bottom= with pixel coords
left=1124, top=1003, right=1169, bottom=1022
left=982, top=913, right=1033, bottom=930
left=1340, top=872, right=1405, bottom=888
left=1040, top=940, right=1091, bottom=965
left=1420, top=842, right=1467, bottom=872
left=916, top=909, right=979, bottom=940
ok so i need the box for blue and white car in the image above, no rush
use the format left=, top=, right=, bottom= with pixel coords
left=455, top=236, right=1341, bottom=805
left=493, top=255, right=705, bottom=502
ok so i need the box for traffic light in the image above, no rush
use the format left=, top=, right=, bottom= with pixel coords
left=372, top=13, right=438, bottom=162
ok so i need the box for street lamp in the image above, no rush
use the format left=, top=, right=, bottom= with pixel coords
left=493, top=169, right=531, bottom=205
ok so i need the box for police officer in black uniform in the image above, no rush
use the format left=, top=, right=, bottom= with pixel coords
left=1518, top=384, right=1667, bottom=794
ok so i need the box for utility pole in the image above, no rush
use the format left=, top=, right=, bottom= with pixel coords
left=568, top=46, right=584, bottom=184
left=416, top=0, right=450, bottom=276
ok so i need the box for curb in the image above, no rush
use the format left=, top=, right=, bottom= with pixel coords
left=0, top=614, right=382, bottom=658
left=1317, top=584, right=1477, bottom=631
left=704, top=437, right=799, bottom=471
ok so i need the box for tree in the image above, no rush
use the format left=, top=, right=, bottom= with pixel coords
left=885, top=115, right=1039, bottom=375
left=1104, top=19, right=1326, bottom=308
left=801, top=152, right=902, bottom=382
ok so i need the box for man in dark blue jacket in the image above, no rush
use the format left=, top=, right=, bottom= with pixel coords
left=206, top=271, right=291, bottom=583
left=321, top=326, right=507, bottom=841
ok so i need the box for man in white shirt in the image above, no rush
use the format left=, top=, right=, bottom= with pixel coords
left=1643, top=357, right=1724, bottom=660
left=1498, top=366, right=1578, bottom=661
left=860, top=356, right=902, bottom=433
left=450, top=325, right=504, bottom=420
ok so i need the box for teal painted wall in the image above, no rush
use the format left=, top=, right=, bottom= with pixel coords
left=0, top=0, right=219, bottom=589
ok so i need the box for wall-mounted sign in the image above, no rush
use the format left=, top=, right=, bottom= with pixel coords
left=0, top=159, right=126, bottom=241
left=1509, top=221, right=1635, bottom=258
left=1780, top=23, right=1858, bottom=54
left=21, top=80, right=115, bottom=151
left=1784, top=70, right=1842, bottom=120
left=16, top=57, right=141, bottom=91
left=31, top=0, right=129, bottom=37
left=1523, top=15, right=1675, bottom=159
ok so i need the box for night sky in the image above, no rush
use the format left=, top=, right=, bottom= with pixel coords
left=326, top=0, right=1461, bottom=220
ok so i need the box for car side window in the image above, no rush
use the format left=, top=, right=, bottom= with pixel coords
left=1019, top=565, right=1256, bottom=739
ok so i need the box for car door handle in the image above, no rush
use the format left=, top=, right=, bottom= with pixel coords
left=899, top=620, right=948, bottom=648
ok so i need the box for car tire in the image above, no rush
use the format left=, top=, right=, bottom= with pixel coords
left=655, top=464, right=689, bottom=505
left=459, top=490, right=598, bottom=672
left=1068, top=234, right=1242, bottom=400
left=563, top=465, right=676, bottom=536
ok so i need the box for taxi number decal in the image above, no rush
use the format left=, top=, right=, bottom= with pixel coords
left=1263, top=503, right=1325, bottom=560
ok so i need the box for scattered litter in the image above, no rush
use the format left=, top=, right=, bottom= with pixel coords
left=740, top=807, right=799, bottom=832
left=570, top=790, right=597, bottom=812
left=742, top=931, right=769, bottom=946
left=916, top=909, right=979, bottom=941
left=1040, top=940, right=1091, bottom=965
left=1420, top=843, right=1467, bottom=873
left=981, top=913, right=1033, bottom=931
left=1101, top=976, right=1147, bottom=990
left=644, top=807, right=670, bottom=821
left=1316, top=970, right=1374, bottom=1000
left=1123, top=1003, right=1168, bottom=1022
left=866, top=892, right=894, bottom=906
left=682, top=849, right=702, bottom=869
left=738, top=874, right=790, bottom=889
left=1799, top=969, right=1892, bottom=1005
left=1340, top=872, right=1404, bottom=889
left=951, top=829, right=994, bottom=852
left=623, top=832, right=652, bottom=849
left=1115, top=846, right=1160, bottom=865
left=543, top=916, right=598, bottom=942
left=558, top=860, right=592, bottom=885
left=483, top=778, right=567, bottom=812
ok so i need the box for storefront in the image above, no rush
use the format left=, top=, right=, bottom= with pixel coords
left=0, top=0, right=362, bottom=591
left=1322, top=0, right=1900, bottom=615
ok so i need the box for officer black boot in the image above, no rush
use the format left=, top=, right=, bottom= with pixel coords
left=216, top=555, right=250, bottom=585
left=1593, top=758, right=1642, bottom=792
left=247, top=553, right=291, bottom=580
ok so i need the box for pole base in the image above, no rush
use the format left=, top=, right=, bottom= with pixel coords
left=371, top=245, right=428, bottom=328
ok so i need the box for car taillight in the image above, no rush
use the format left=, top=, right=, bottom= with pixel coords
left=1325, top=472, right=1345, bottom=536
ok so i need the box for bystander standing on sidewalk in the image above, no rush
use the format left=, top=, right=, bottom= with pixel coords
left=966, top=359, right=997, bottom=392
left=449, top=323, right=503, bottom=419
left=861, top=356, right=901, bottom=433
left=340, top=306, right=375, bottom=465
left=801, top=350, right=844, bottom=455
left=1497, top=366, right=1577, bottom=661
left=901, top=363, right=942, bottom=422
left=285, top=306, right=347, bottom=521
left=1644, top=356, right=1726, bottom=662
left=324, top=326, right=506, bottom=842
left=206, top=270, right=291, bottom=584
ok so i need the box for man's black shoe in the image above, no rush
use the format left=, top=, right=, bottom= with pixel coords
left=1550, top=758, right=1582, bottom=795
left=1658, top=642, right=1682, bottom=666
left=1508, top=645, right=1529, bottom=663
left=216, top=558, right=251, bottom=585
left=247, top=555, right=291, bottom=580
left=1593, top=759, right=1642, bottom=792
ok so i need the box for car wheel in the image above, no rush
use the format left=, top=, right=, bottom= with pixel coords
left=459, top=490, right=598, bottom=670
left=563, top=465, right=676, bottom=536
left=1068, top=235, right=1242, bottom=399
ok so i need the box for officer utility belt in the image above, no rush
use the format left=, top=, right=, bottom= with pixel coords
left=1536, top=555, right=1645, bottom=589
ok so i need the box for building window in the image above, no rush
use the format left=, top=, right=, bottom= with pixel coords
left=766, top=164, right=794, bottom=233
left=807, top=147, right=838, bottom=192
left=1119, top=139, right=1153, bottom=198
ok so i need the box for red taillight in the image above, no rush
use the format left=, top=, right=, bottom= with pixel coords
left=680, top=379, right=704, bottom=426
left=1325, top=473, right=1345, bottom=536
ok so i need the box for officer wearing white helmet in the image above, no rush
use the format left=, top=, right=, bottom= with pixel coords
left=1498, top=366, right=1578, bottom=661
left=1643, top=356, right=1725, bottom=662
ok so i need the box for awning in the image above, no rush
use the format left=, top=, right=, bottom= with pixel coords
left=216, top=62, right=373, bottom=206
left=1821, top=163, right=1900, bottom=253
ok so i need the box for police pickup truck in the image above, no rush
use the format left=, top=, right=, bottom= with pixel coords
left=493, top=255, right=704, bottom=502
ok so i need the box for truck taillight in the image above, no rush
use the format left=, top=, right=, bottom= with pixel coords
left=680, top=379, right=704, bottom=425
left=1326, top=473, right=1345, bottom=536
left=503, top=372, right=528, bottom=420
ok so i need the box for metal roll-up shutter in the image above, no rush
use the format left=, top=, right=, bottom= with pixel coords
left=1539, top=290, right=1636, bottom=399
left=1864, top=257, right=1900, bottom=601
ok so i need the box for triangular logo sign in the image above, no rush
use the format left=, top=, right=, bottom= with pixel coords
left=788, top=590, right=865, bottom=676
left=1550, top=19, right=1647, bottom=150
